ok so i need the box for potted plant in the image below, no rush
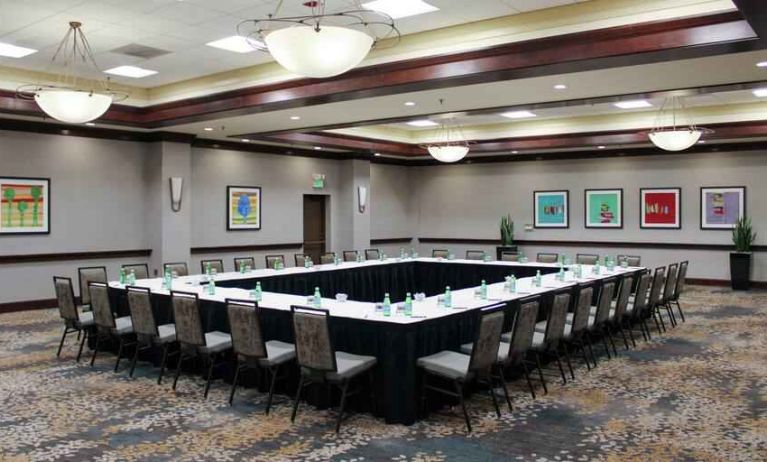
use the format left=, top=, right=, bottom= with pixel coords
left=730, top=216, right=756, bottom=290
left=496, top=214, right=517, bottom=260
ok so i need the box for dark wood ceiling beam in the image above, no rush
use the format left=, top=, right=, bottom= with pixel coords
left=256, top=132, right=422, bottom=155
left=732, top=0, right=767, bottom=39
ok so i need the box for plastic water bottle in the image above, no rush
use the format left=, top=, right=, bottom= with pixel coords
left=594, top=262, right=601, bottom=275
left=444, top=286, right=452, bottom=308
left=129, top=269, right=136, bottom=285
left=558, top=265, right=565, bottom=281
left=164, top=269, right=171, bottom=290
left=383, top=293, right=392, bottom=316
left=119, top=268, right=126, bottom=285
left=205, top=262, right=211, bottom=276
left=510, top=275, right=517, bottom=293
left=535, top=270, right=542, bottom=287
left=400, top=248, right=406, bottom=259
left=207, top=279, right=215, bottom=295
left=254, top=281, right=263, bottom=302
left=313, top=287, right=321, bottom=308
left=304, top=256, right=310, bottom=268
left=480, top=280, right=488, bottom=300
left=404, top=292, right=413, bottom=317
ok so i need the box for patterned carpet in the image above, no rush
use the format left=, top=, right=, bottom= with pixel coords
left=0, top=286, right=765, bottom=462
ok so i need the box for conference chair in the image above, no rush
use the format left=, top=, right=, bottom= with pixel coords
left=609, top=275, right=635, bottom=350
left=265, top=255, right=285, bottom=269
left=561, top=285, right=598, bottom=370
left=364, top=248, right=380, bottom=260
left=576, top=254, right=599, bottom=265
left=88, top=282, right=135, bottom=372
left=320, top=252, right=336, bottom=265
left=122, top=263, right=149, bottom=280
left=126, top=285, right=178, bottom=384
left=661, top=263, right=680, bottom=327
left=77, top=266, right=107, bottom=311
left=53, top=276, right=95, bottom=361
left=465, top=250, right=486, bottom=260
left=163, top=262, right=188, bottom=277
left=617, top=255, right=641, bottom=267
left=500, top=251, right=520, bottom=262
left=290, top=306, right=377, bottom=433
left=201, top=259, right=224, bottom=274
left=670, top=261, right=688, bottom=322
left=529, top=292, right=572, bottom=385
left=170, top=291, right=232, bottom=399
left=432, top=249, right=449, bottom=258
left=294, top=253, right=308, bottom=266
left=418, top=304, right=507, bottom=432
left=537, top=253, right=559, bottom=263
left=500, top=298, right=544, bottom=399
left=623, top=272, right=653, bottom=344
left=647, top=267, right=668, bottom=334
left=585, top=280, right=617, bottom=362
left=234, top=257, right=255, bottom=272
left=226, top=299, right=296, bottom=413
left=343, top=250, right=359, bottom=262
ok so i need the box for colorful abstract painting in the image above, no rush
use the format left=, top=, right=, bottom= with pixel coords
left=534, top=190, right=568, bottom=228
left=700, top=186, right=744, bottom=229
left=641, top=188, right=681, bottom=229
left=227, top=186, right=261, bottom=230
left=585, top=189, right=623, bottom=228
left=0, top=177, right=50, bottom=234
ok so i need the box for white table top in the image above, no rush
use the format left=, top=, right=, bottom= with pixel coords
left=109, top=258, right=641, bottom=325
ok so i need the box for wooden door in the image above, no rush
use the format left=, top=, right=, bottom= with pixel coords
left=303, top=195, right=326, bottom=263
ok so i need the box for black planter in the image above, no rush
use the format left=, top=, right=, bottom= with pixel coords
left=496, top=245, right=518, bottom=260
left=729, top=252, right=752, bottom=290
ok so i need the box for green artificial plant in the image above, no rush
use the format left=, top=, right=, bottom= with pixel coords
left=500, top=214, right=514, bottom=246
left=732, top=216, right=756, bottom=252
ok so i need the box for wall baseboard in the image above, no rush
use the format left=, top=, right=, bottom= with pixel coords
left=0, top=298, right=58, bottom=314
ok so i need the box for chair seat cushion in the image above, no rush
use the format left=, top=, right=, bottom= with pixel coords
left=259, top=340, right=296, bottom=367
left=326, top=351, right=377, bottom=381
left=531, top=331, right=545, bottom=348
left=112, top=316, right=133, bottom=335
left=157, top=324, right=176, bottom=343
left=500, top=331, right=512, bottom=343
left=417, top=350, right=471, bottom=380
left=77, top=311, right=95, bottom=327
left=459, top=342, right=509, bottom=362
left=567, top=315, right=596, bottom=329
left=78, top=304, right=92, bottom=313
left=626, top=302, right=635, bottom=313
left=200, top=331, right=232, bottom=354
left=534, top=321, right=573, bottom=339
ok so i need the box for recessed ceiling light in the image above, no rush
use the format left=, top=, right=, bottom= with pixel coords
left=290, top=116, right=301, bottom=120
left=698, top=140, right=706, bottom=144
left=314, top=146, right=322, bottom=150
left=85, top=122, right=95, bottom=126
left=613, top=100, right=652, bottom=109
left=362, top=0, right=439, bottom=19
left=0, top=41, right=37, bottom=58
left=241, top=139, right=250, bottom=142
left=206, top=35, right=261, bottom=53
left=511, top=150, right=518, bottom=154
left=404, top=101, right=416, bottom=106
left=757, top=61, right=767, bottom=68
left=374, top=152, right=381, bottom=156
left=554, top=84, right=567, bottom=90
left=104, top=65, right=157, bottom=78
left=204, top=127, right=214, bottom=131
left=752, top=88, right=767, bottom=97
left=597, top=145, right=606, bottom=149
left=501, top=110, right=536, bottom=119
left=406, top=119, right=439, bottom=127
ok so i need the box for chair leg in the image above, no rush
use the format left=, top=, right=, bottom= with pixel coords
left=113, top=336, right=125, bottom=372
left=485, top=378, right=501, bottom=418
left=653, top=309, right=666, bottom=333
left=291, top=374, right=305, bottom=423
left=521, top=361, right=536, bottom=399
left=607, top=328, right=618, bottom=355
left=674, top=300, right=686, bottom=323
left=533, top=353, right=548, bottom=395
left=76, top=328, right=88, bottom=362
left=265, top=366, right=278, bottom=415
left=496, top=366, right=512, bottom=412
left=599, top=331, right=612, bottom=359
left=56, top=327, right=70, bottom=358
left=172, top=353, right=186, bottom=391
left=578, top=339, right=592, bottom=370
left=128, top=343, right=141, bottom=378
left=619, top=325, right=630, bottom=350
left=203, top=355, right=215, bottom=399
left=642, top=318, right=653, bottom=340
left=228, top=362, right=241, bottom=406
left=157, top=344, right=170, bottom=385
left=454, top=380, right=471, bottom=433
left=561, top=342, right=576, bottom=380
left=335, top=380, right=350, bottom=433
left=90, top=333, right=101, bottom=367
left=665, top=303, right=677, bottom=327
left=586, top=337, right=599, bottom=367
left=553, top=350, right=567, bottom=385
left=626, top=322, right=637, bottom=348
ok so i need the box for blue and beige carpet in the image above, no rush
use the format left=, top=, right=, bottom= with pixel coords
left=0, top=286, right=764, bottom=461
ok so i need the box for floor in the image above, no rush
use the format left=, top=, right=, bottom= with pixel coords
left=0, top=286, right=764, bottom=461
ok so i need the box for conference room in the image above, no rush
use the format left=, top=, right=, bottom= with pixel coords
left=0, top=0, right=764, bottom=460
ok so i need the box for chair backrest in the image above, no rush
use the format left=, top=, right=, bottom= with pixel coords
left=343, top=250, right=358, bottom=262
left=122, top=263, right=149, bottom=280
left=171, top=290, right=205, bottom=347
left=594, top=281, right=616, bottom=324
left=649, top=266, right=666, bottom=306
left=506, top=299, right=540, bottom=364
left=201, top=259, right=224, bottom=274
left=576, top=254, right=599, bottom=265
left=265, top=254, right=285, bottom=268
left=127, top=286, right=158, bottom=337
left=674, top=261, right=688, bottom=300
left=537, top=253, right=558, bottom=263
left=226, top=298, right=267, bottom=359
left=78, top=266, right=107, bottom=306
left=53, top=276, right=79, bottom=323
left=365, top=248, right=380, bottom=260
left=164, top=262, right=188, bottom=277
left=465, top=250, right=485, bottom=260
left=294, top=253, right=307, bottom=266
left=632, top=272, right=652, bottom=316
left=570, top=286, right=594, bottom=334
left=613, top=275, right=634, bottom=319
left=617, top=255, right=641, bottom=266
left=500, top=251, right=519, bottom=262
left=291, top=306, right=337, bottom=372
left=663, top=263, right=679, bottom=302
left=467, top=304, right=506, bottom=374
left=543, top=292, right=571, bottom=344
left=89, top=282, right=115, bottom=329
left=319, top=253, right=335, bottom=265
left=432, top=249, right=449, bottom=258
left=234, top=257, right=255, bottom=272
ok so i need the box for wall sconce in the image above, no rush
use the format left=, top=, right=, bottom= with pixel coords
left=169, top=177, right=183, bottom=212
left=358, top=185, right=367, bottom=213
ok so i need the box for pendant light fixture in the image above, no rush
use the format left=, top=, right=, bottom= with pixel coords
left=16, top=22, right=128, bottom=124
left=423, top=100, right=470, bottom=163
left=649, top=96, right=709, bottom=151
left=238, top=0, right=399, bottom=79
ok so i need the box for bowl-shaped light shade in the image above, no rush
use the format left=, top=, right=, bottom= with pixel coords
left=34, top=89, right=113, bottom=123
left=649, top=129, right=702, bottom=152
left=265, top=25, right=374, bottom=78
left=428, top=145, right=469, bottom=163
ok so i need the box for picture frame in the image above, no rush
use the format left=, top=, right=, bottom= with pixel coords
left=584, top=188, right=623, bottom=229
left=700, top=186, right=745, bottom=230
left=0, top=177, right=50, bottom=235
left=640, top=187, right=681, bottom=229
left=227, top=185, right=261, bottom=231
left=533, top=190, right=569, bottom=228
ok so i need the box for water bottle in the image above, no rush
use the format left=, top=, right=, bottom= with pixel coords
left=240, top=262, right=246, bottom=274
left=304, top=256, right=310, bottom=268
left=399, top=248, right=406, bottom=259
left=383, top=293, right=392, bottom=316
left=313, top=287, right=321, bottom=308
left=558, top=265, right=565, bottom=281
left=254, top=281, right=263, bottom=302
left=208, top=279, right=215, bottom=295
left=357, top=254, right=362, bottom=263
left=535, top=270, right=542, bottom=287
left=480, top=280, right=488, bottom=300
left=594, top=262, right=601, bottom=275
left=129, top=269, right=136, bottom=285
left=164, top=269, right=172, bottom=290
left=404, top=292, right=413, bottom=317
left=119, top=268, right=126, bottom=285
left=205, top=262, right=211, bottom=276
left=510, top=275, right=517, bottom=293
left=444, top=286, right=452, bottom=308
left=504, top=276, right=511, bottom=291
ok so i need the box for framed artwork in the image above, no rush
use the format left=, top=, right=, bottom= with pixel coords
left=700, top=186, right=745, bottom=230
left=534, top=190, right=569, bottom=228
left=227, top=186, right=261, bottom=231
left=584, top=188, right=623, bottom=228
left=640, top=188, right=681, bottom=229
left=0, top=177, right=50, bottom=235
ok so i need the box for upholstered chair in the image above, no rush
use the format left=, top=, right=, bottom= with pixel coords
left=53, top=276, right=95, bottom=361
left=465, top=250, right=486, bottom=260
left=364, top=248, right=380, bottom=260
left=201, top=259, right=224, bottom=274
left=89, top=281, right=134, bottom=371
left=537, top=253, right=558, bottom=263
left=432, top=249, right=449, bottom=258
left=163, top=262, right=188, bottom=277
left=342, top=250, right=359, bottom=262
left=233, top=257, right=256, bottom=272
left=576, top=254, right=599, bottom=265
left=77, top=266, right=107, bottom=311
left=126, top=285, right=178, bottom=383
left=122, top=263, right=149, bottom=280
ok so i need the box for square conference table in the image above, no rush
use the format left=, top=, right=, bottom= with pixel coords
left=108, top=258, right=643, bottom=424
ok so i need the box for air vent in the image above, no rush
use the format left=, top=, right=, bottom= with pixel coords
left=111, top=44, right=170, bottom=59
